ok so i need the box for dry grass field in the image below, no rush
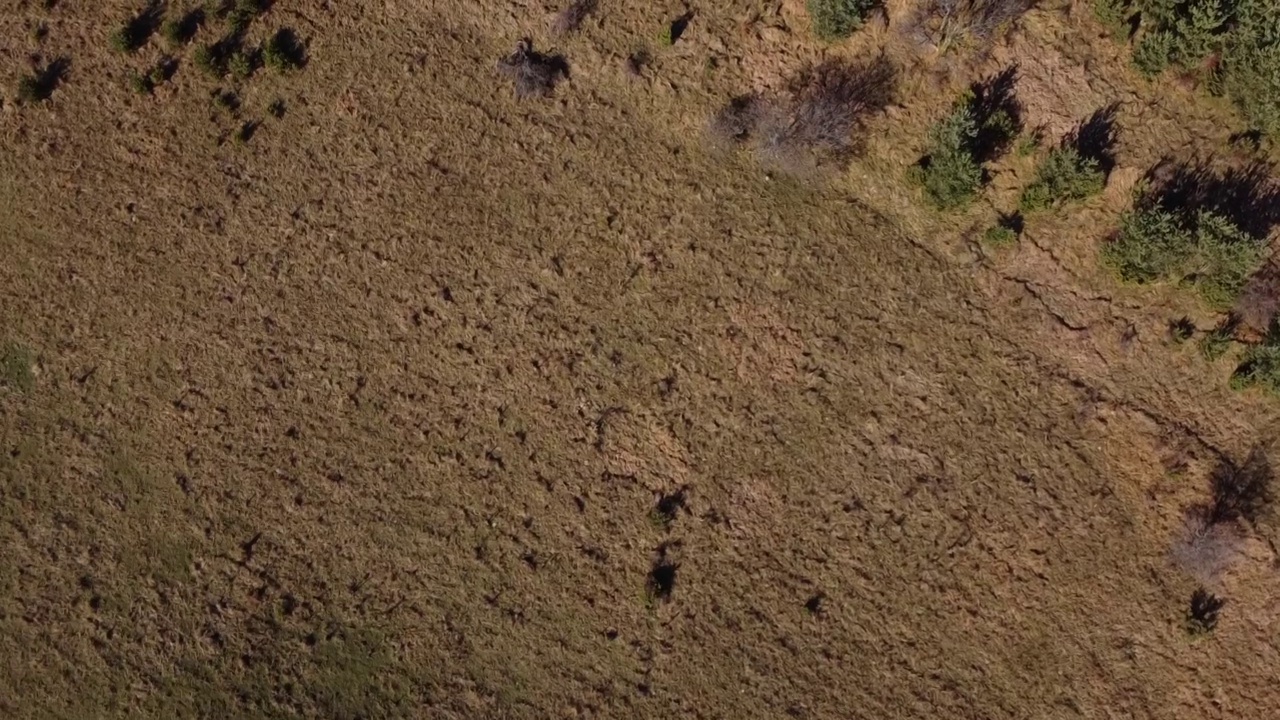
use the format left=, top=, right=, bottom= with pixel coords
left=3, top=0, right=1280, bottom=717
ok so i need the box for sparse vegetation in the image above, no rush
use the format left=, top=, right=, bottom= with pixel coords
left=807, top=0, right=877, bottom=41
left=128, top=70, right=153, bottom=95
left=1171, top=510, right=1243, bottom=585
left=1019, top=146, right=1105, bottom=212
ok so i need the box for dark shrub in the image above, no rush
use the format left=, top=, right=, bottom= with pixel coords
left=1019, top=146, right=1105, bottom=212
left=552, top=0, right=598, bottom=35
left=1186, top=587, right=1225, bottom=634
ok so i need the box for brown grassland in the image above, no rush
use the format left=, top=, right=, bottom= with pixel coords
left=3, top=0, right=1280, bottom=717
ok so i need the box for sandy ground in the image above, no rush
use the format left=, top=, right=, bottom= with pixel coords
left=2, top=1, right=1280, bottom=718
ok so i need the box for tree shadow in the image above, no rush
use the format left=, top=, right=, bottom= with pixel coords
left=1207, top=446, right=1274, bottom=526
left=669, top=10, right=695, bottom=44
left=1141, top=159, right=1280, bottom=241
left=29, top=56, right=70, bottom=100
left=174, top=8, right=205, bottom=44
left=268, top=28, right=308, bottom=69
left=969, top=64, right=1022, bottom=163
left=1067, top=103, right=1119, bottom=175
left=123, top=1, right=163, bottom=51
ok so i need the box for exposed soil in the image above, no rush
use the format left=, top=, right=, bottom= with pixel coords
left=2, top=1, right=1280, bottom=718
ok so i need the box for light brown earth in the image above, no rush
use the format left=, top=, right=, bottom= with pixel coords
left=3, top=1, right=1280, bottom=718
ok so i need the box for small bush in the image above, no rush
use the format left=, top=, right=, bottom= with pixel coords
left=193, top=44, right=222, bottom=76
left=16, top=75, right=42, bottom=104
left=1130, top=0, right=1231, bottom=77
left=1169, top=316, right=1196, bottom=342
left=1019, top=146, right=1105, bottom=212
left=1200, top=315, right=1237, bottom=360
left=915, top=102, right=983, bottom=209
left=109, top=27, right=136, bottom=53
left=262, top=28, right=306, bottom=72
left=1094, top=0, right=1134, bottom=35
left=807, top=0, right=877, bottom=41
left=228, top=49, right=254, bottom=80
left=0, top=342, right=34, bottom=391
left=1186, top=587, right=1225, bottom=634
left=128, top=71, right=153, bottom=95
left=1103, top=208, right=1261, bottom=309
left=984, top=224, right=1018, bottom=245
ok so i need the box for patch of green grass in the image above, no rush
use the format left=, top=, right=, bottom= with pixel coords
left=1102, top=208, right=1261, bottom=310
left=1018, top=146, right=1105, bottom=213
left=0, top=342, right=34, bottom=392
left=807, top=0, right=876, bottom=41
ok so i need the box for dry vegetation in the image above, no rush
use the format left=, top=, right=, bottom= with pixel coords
left=5, top=0, right=1280, bottom=716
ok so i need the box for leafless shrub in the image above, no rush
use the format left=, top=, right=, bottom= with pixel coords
left=552, top=0, right=598, bottom=36
left=912, top=0, right=1035, bottom=54
left=496, top=39, right=569, bottom=99
left=710, top=57, right=895, bottom=174
left=1170, top=509, right=1244, bottom=586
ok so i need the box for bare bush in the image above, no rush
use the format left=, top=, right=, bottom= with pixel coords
left=913, top=0, right=1035, bottom=54
left=710, top=57, right=895, bottom=174
left=497, top=39, right=569, bottom=99
left=552, top=0, right=598, bottom=36
left=1170, top=509, right=1244, bottom=586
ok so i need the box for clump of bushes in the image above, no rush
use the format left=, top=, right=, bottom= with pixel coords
left=710, top=57, right=895, bottom=175
left=807, top=0, right=877, bottom=41
left=1107, top=0, right=1280, bottom=138
left=1019, top=146, right=1105, bottom=212
left=1103, top=206, right=1261, bottom=309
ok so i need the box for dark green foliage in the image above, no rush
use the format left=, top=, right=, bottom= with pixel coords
left=1129, top=0, right=1231, bottom=76
left=0, top=342, right=34, bottom=392
left=1094, top=0, right=1135, bottom=34
left=807, top=0, right=877, bottom=40
left=1103, top=208, right=1261, bottom=309
left=914, top=103, right=983, bottom=209
left=1221, top=0, right=1280, bottom=137
left=1019, top=146, right=1105, bottom=212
